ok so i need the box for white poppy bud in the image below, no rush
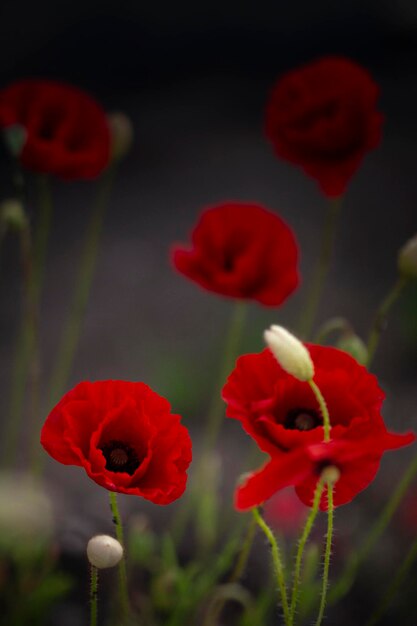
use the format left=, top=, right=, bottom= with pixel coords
left=87, top=535, right=123, bottom=569
left=398, top=234, right=417, bottom=279
left=264, top=325, right=314, bottom=381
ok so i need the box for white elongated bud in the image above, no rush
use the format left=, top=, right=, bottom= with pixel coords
left=87, top=535, right=123, bottom=569
left=398, top=233, right=417, bottom=279
left=264, top=325, right=314, bottom=381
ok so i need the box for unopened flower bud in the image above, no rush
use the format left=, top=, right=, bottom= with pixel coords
left=398, top=234, right=417, bottom=279
left=1, top=199, right=27, bottom=232
left=108, top=112, right=133, bottom=161
left=264, top=325, right=314, bottom=381
left=320, top=465, right=341, bottom=485
left=87, top=535, right=123, bottom=569
left=336, top=333, right=368, bottom=365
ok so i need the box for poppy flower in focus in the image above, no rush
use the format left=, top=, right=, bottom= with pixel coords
left=41, top=381, right=192, bottom=505
left=0, top=80, right=111, bottom=179
left=223, top=344, right=415, bottom=509
left=172, top=203, right=299, bottom=306
left=235, top=430, right=414, bottom=511
left=265, top=56, right=383, bottom=197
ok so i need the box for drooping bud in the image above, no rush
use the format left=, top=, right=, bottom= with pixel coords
left=107, top=112, right=134, bottom=162
left=398, top=234, right=417, bottom=279
left=336, top=333, right=368, bottom=365
left=264, top=325, right=314, bottom=381
left=320, top=465, right=341, bottom=485
left=87, top=535, right=123, bottom=569
left=1, top=199, right=27, bottom=232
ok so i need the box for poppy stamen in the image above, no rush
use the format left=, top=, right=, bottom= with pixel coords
left=284, top=408, right=322, bottom=431
left=100, top=440, right=141, bottom=475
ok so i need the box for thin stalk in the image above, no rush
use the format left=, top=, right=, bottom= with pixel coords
left=366, top=275, right=409, bottom=368
left=47, top=166, right=115, bottom=407
left=289, top=480, right=324, bottom=624
left=172, top=302, right=247, bottom=544
left=315, top=484, right=334, bottom=626
left=364, top=533, right=417, bottom=626
left=204, top=301, right=247, bottom=449
left=90, top=565, right=98, bottom=626
left=308, top=379, right=331, bottom=442
left=32, top=166, right=116, bottom=473
left=298, top=197, right=342, bottom=340
left=252, top=507, right=290, bottom=626
left=109, top=491, right=130, bottom=621
left=228, top=515, right=257, bottom=583
left=313, top=317, right=352, bottom=345
left=330, top=453, right=417, bottom=604
left=4, top=175, right=53, bottom=467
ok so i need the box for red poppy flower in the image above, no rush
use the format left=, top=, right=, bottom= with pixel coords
left=0, top=80, right=110, bottom=179
left=264, top=488, right=307, bottom=535
left=223, top=345, right=414, bottom=509
left=41, top=381, right=192, bottom=504
left=235, top=429, right=413, bottom=511
left=172, top=203, right=299, bottom=306
left=265, top=56, right=383, bottom=197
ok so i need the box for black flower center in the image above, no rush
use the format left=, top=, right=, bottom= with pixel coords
left=284, top=408, right=322, bottom=431
left=100, top=440, right=141, bottom=475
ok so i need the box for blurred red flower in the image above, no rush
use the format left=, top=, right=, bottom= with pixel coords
left=223, top=345, right=414, bottom=509
left=0, top=80, right=110, bottom=179
left=41, top=381, right=192, bottom=504
left=265, top=56, right=383, bottom=197
left=264, top=487, right=307, bottom=534
left=172, top=203, right=299, bottom=306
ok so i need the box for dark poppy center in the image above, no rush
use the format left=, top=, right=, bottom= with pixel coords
left=284, top=408, right=322, bottom=431
left=100, top=440, right=141, bottom=475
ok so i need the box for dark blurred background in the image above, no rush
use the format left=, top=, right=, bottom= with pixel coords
left=0, top=1, right=417, bottom=624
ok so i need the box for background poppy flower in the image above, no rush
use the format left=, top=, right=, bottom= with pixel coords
left=265, top=56, right=383, bottom=197
left=172, top=202, right=299, bottom=306
left=0, top=79, right=111, bottom=179
left=41, top=380, right=192, bottom=504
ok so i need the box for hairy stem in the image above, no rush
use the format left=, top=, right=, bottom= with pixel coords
left=315, top=484, right=334, bottom=626
left=252, top=507, right=290, bottom=626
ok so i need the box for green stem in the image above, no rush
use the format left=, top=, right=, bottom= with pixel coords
left=32, top=167, right=116, bottom=473
left=90, top=565, right=98, bottom=626
left=289, top=480, right=324, bottom=624
left=48, top=166, right=115, bottom=407
left=3, top=175, right=53, bottom=467
left=308, top=379, right=331, bottom=442
left=109, top=491, right=130, bottom=621
left=298, top=197, right=342, bottom=340
left=366, top=274, right=409, bottom=368
left=365, top=532, right=417, bottom=626
left=330, top=452, right=417, bottom=604
left=228, top=515, right=257, bottom=583
left=204, top=301, right=247, bottom=449
left=172, top=302, right=247, bottom=545
left=315, top=483, right=334, bottom=626
left=252, top=507, right=290, bottom=626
